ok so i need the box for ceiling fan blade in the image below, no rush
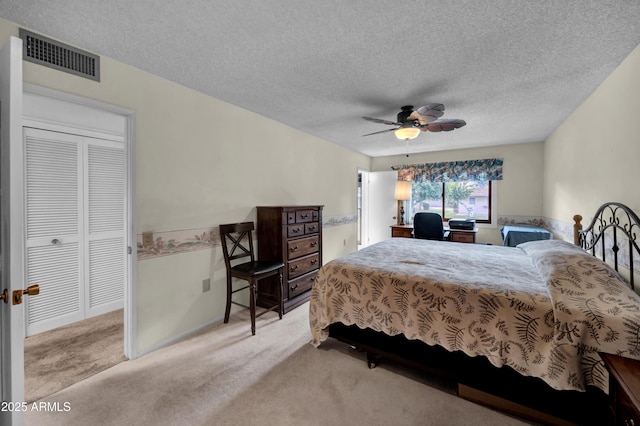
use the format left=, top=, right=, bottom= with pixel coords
left=410, top=104, right=445, bottom=124
left=362, top=116, right=399, bottom=126
left=362, top=128, right=398, bottom=137
left=423, top=119, right=466, bottom=132
left=417, top=103, right=445, bottom=114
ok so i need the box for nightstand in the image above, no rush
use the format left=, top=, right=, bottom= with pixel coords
left=601, top=353, right=640, bottom=425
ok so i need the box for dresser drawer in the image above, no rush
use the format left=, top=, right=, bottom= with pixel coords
left=451, top=232, right=475, bottom=243
left=305, top=222, right=320, bottom=234
left=288, top=253, right=319, bottom=279
left=287, top=224, right=305, bottom=238
left=288, top=271, right=317, bottom=298
left=391, top=226, right=413, bottom=238
left=287, top=212, right=296, bottom=224
left=296, top=210, right=315, bottom=223
left=287, top=235, right=319, bottom=260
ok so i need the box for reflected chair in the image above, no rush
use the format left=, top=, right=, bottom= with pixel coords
left=219, top=222, right=284, bottom=335
left=413, top=212, right=450, bottom=241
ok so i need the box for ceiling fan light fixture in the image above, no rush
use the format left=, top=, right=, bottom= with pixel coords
left=394, top=125, right=421, bottom=141
left=362, top=104, right=464, bottom=142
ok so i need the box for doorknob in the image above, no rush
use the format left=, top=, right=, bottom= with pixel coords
left=12, top=284, right=40, bottom=305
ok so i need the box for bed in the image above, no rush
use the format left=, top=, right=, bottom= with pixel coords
left=309, top=202, right=640, bottom=422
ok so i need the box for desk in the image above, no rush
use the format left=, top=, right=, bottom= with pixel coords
left=390, top=225, right=478, bottom=243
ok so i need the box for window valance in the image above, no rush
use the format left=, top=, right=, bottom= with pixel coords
left=392, top=158, right=503, bottom=182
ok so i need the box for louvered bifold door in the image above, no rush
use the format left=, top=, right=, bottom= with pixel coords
left=85, top=141, right=125, bottom=316
left=25, top=128, right=84, bottom=335
left=24, top=128, right=126, bottom=335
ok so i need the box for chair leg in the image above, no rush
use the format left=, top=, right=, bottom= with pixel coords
left=249, top=278, right=257, bottom=336
left=224, top=275, right=232, bottom=323
left=278, top=269, right=284, bottom=319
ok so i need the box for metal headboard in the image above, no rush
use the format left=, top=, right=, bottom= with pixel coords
left=573, top=202, right=640, bottom=290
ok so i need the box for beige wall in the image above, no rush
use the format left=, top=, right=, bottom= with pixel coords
left=1, top=19, right=370, bottom=354
left=371, top=142, right=546, bottom=245
left=543, top=42, right=640, bottom=294
left=543, top=43, right=640, bottom=223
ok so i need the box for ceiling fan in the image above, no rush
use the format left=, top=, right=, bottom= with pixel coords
left=362, top=104, right=466, bottom=140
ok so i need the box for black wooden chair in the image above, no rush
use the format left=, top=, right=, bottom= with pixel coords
left=219, top=222, right=284, bottom=335
left=413, top=212, right=450, bottom=241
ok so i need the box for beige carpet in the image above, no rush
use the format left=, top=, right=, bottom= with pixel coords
left=24, top=309, right=126, bottom=403
left=26, top=303, right=532, bottom=426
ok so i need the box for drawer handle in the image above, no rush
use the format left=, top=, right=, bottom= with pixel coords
left=292, top=228, right=301, bottom=233
left=290, top=265, right=299, bottom=272
left=308, top=226, right=317, bottom=231
left=300, top=213, right=309, bottom=219
left=291, top=283, right=299, bottom=291
left=290, top=246, right=299, bottom=252
left=310, top=259, right=318, bottom=265
left=311, top=241, right=318, bottom=247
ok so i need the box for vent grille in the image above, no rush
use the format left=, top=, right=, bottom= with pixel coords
left=19, top=29, right=100, bottom=82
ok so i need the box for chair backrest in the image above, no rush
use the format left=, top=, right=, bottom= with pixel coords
left=219, top=222, right=255, bottom=269
left=413, top=212, right=445, bottom=240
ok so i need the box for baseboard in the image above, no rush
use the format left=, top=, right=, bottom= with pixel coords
left=134, top=302, right=257, bottom=357
left=135, top=314, right=225, bottom=358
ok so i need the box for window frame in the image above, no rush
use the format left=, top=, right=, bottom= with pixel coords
left=410, top=180, right=492, bottom=224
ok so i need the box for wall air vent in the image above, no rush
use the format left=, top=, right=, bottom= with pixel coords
left=19, top=29, right=100, bottom=82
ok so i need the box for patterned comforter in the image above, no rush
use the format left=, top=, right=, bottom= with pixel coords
left=309, top=238, right=640, bottom=392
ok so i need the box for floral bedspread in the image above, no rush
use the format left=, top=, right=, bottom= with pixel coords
left=309, top=238, right=640, bottom=392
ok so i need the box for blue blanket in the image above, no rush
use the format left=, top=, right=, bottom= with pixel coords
left=500, top=225, right=551, bottom=247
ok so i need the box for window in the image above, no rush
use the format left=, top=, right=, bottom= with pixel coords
left=409, top=180, right=492, bottom=223
left=394, top=157, right=502, bottom=225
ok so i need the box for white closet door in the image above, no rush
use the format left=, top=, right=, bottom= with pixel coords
left=25, top=128, right=84, bottom=334
left=85, top=141, right=125, bottom=316
left=24, top=128, right=125, bottom=335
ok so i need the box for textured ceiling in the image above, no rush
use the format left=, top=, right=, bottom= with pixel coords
left=2, top=1, right=640, bottom=157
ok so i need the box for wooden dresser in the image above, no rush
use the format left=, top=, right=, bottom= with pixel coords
left=257, top=206, right=323, bottom=313
left=601, top=353, right=640, bottom=425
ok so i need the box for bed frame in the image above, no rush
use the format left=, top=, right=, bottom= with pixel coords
left=574, top=201, right=640, bottom=290
left=328, top=201, right=640, bottom=425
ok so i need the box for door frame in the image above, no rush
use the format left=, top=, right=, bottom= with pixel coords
left=357, top=168, right=368, bottom=250
left=361, top=170, right=398, bottom=247
left=1, top=36, right=25, bottom=425
left=22, top=84, right=137, bottom=359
